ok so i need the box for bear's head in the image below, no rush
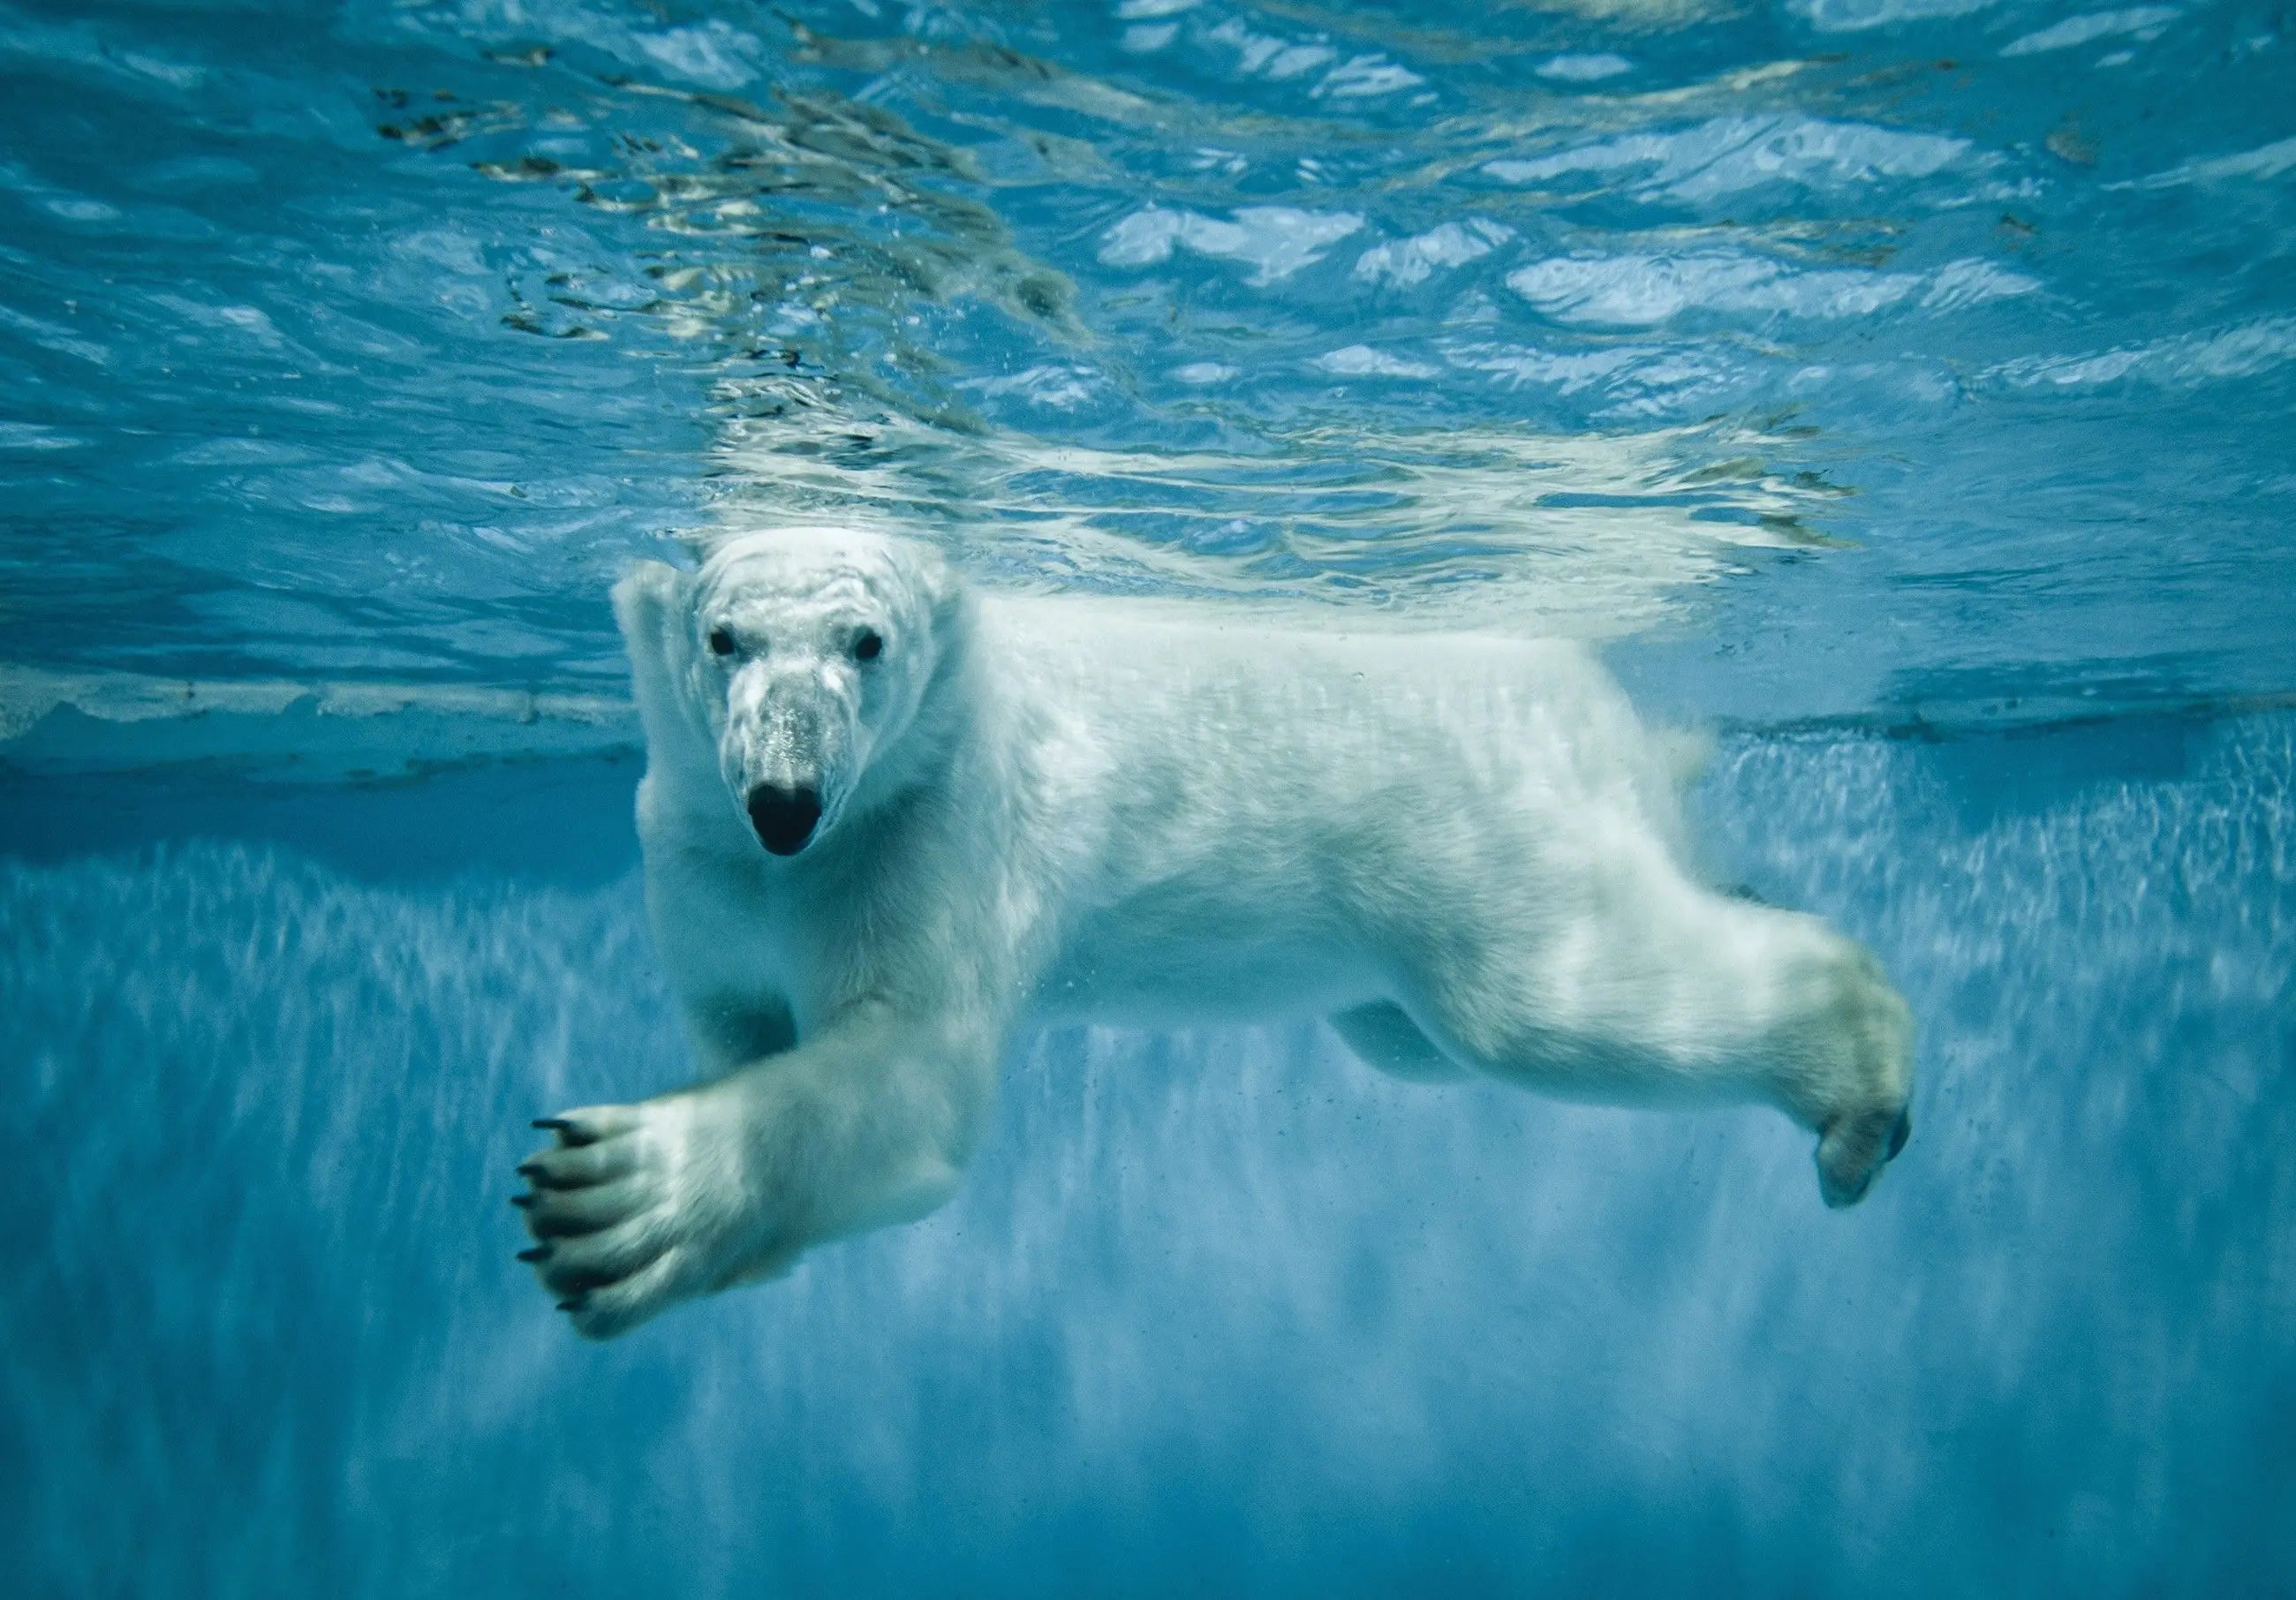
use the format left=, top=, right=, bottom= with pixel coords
left=617, top=525, right=965, bottom=858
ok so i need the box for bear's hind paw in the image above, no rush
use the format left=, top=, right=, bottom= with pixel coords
left=1815, top=1101, right=1912, bottom=1209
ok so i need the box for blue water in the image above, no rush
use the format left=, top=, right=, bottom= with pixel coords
left=3, top=1, right=2292, bottom=1595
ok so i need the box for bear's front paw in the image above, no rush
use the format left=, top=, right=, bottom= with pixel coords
left=513, top=1087, right=797, bottom=1340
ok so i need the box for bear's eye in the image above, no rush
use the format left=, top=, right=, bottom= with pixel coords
left=853, top=630, right=883, bottom=662
left=707, top=627, right=736, bottom=658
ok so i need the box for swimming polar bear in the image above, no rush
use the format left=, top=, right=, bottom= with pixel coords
left=515, top=525, right=1913, bottom=1338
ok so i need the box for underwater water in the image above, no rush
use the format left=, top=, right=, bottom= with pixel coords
left=2, top=0, right=2292, bottom=1595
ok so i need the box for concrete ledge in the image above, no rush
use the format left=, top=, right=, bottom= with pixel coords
left=0, top=667, right=640, bottom=781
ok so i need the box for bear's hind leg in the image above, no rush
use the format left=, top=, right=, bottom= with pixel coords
left=1401, top=869, right=1913, bottom=1207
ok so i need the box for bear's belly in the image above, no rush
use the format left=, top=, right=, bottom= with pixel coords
left=1031, top=901, right=1381, bottom=1030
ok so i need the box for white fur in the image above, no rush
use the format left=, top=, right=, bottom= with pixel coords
left=517, top=525, right=1913, bottom=1338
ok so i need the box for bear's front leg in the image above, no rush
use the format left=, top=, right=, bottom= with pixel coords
left=513, top=1014, right=998, bottom=1339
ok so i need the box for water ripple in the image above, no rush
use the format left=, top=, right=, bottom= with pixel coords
left=0, top=0, right=2290, bottom=725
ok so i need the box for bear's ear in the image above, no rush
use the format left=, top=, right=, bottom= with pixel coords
left=613, top=561, right=692, bottom=692
left=614, top=560, right=687, bottom=638
left=914, top=543, right=969, bottom=635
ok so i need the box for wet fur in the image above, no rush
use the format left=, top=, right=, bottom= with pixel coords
left=517, top=526, right=1913, bottom=1338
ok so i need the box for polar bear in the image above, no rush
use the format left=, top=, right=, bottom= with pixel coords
left=515, top=525, right=1912, bottom=1338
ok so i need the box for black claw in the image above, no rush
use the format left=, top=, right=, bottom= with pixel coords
left=556, top=1297, right=586, bottom=1313
left=517, top=1245, right=550, bottom=1264
left=510, top=1193, right=535, bottom=1209
left=1887, top=1109, right=1913, bottom=1161
left=516, top=1161, right=545, bottom=1179
left=532, top=1117, right=575, bottom=1134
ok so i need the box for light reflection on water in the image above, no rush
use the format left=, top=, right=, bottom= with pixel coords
left=2, top=0, right=2292, bottom=712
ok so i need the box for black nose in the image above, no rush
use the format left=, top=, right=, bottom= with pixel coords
left=745, top=785, right=822, bottom=856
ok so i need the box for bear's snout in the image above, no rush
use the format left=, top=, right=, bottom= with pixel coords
left=746, top=784, right=823, bottom=857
